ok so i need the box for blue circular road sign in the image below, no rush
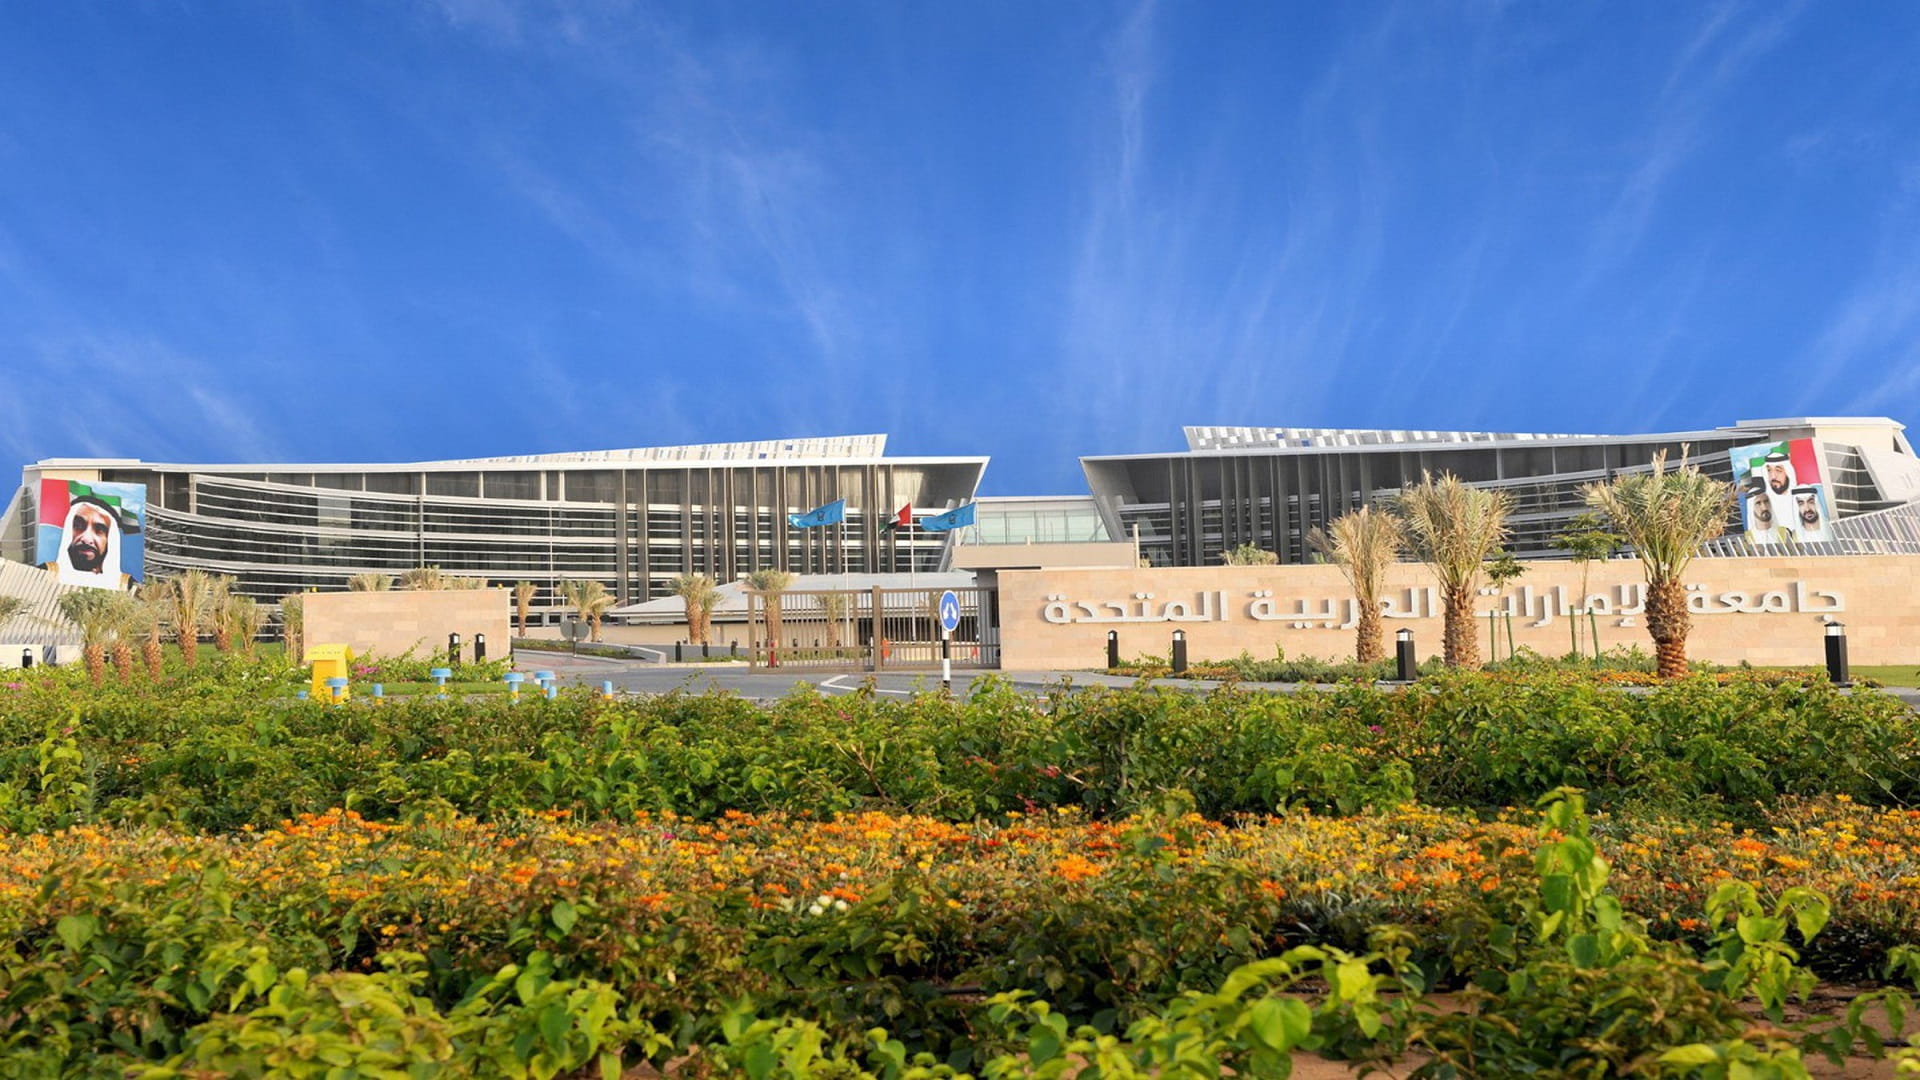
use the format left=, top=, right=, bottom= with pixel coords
left=938, top=590, right=961, bottom=634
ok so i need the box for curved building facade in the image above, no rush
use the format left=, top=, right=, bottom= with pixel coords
left=1083, top=417, right=1920, bottom=566
left=2, top=436, right=987, bottom=614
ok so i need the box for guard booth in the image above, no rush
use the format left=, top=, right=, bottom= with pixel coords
left=306, top=643, right=353, bottom=700
left=746, top=585, right=998, bottom=672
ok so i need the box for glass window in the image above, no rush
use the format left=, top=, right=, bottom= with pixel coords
left=426, top=472, right=479, bottom=498
left=483, top=472, right=540, bottom=500
left=365, top=473, right=420, bottom=495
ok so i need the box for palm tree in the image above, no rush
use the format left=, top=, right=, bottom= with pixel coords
left=110, top=594, right=150, bottom=680
left=695, top=584, right=723, bottom=647
left=58, top=589, right=125, bottom=684
left=163, top=570, right=221, bottom=668
left=744, top=569, right=796, bottom=660
left=1583, top=450, right=1735, bottom=679
left=205, top=575, right=237, bottom=653
left=512, top=581, right=538, bottom=634
left=1309, top=507, right=1404, bottom=664
left=820, top=592, right=852, bottom=648
left=135, top=583, right=168, bottom=678
left=348, top=572, right=394, bottom=592
left=1221, top=543, right=1279, bottom=566
left=399, top=566, right=446, bottom=591
left=668, top=573, right=719, bottom=644
left=0, top=596, right=26, bottom=635
left=221, top=594, right=267, bottom=658
left=279, top=594, right=305, bottom=663
left=558, top=579, right=616, bottom=642
left=1396, top=473, right=1511, bottom=669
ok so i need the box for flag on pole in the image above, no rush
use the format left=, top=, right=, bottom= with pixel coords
left=880, top=503, right=912, bottom=533
left=919, top=503, right=976, bottom=532
left=788, top=499, right=846, bottom=529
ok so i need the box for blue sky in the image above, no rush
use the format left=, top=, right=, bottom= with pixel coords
left=3, top=2, right=1919, bottom=496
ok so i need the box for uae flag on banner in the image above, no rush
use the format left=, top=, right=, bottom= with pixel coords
left=880, top=503, right=912, bottom=533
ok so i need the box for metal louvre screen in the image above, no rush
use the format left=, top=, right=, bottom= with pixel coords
left=747, top=586, right=998, bottom=671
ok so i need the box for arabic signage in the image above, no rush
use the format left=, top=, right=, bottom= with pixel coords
left=999, top=558, right=1917, bottom=671
left=1041, top=581, right=1847, bottom=631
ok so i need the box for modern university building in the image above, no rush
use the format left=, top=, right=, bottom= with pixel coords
left=1084, top=417, right=1920, bottom=566
left=10, top=415, right=1920, bottom=666
left=1, top=436, right=986, bottom=612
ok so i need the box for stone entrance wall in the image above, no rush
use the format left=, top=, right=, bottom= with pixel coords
left=996, top=556, right=1918, bottom=670
left=303, top=589, right=510, bottom=663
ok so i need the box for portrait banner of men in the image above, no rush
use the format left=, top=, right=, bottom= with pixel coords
left=1791, top=484, right=1832, bottom=543
left=1727, top=438, right=1830, bottom=545
left=35, top=479, right=146, bottom=590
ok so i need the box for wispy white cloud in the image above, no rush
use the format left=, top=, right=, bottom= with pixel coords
left=0, top=331, right=284, bottom=467
left=1576, top=2, right=1802, bottom=285
left=414, top=4, right=896, bottom=441
left=1054, top=0, right=1407, bottom=463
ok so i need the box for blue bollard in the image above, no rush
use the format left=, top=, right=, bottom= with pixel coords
left=296, top=689, right=309, bottom=701
left=504, top=672, right=525, bottom=702
left=372, top=683, right=384, bottom=704
left=325, top=677, right=348, bottom=705
left=602, top=680, right=614, bottom=699
left=429, top=667, right=452, bottom=700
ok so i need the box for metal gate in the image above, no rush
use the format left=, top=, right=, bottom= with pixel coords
left=746, top=586, right=999, bottom=671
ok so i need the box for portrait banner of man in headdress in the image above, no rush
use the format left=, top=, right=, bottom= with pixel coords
left=35, top=479, right=146, bottom=590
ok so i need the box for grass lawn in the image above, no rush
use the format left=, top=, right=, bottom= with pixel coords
left=1818, top=664, right=1920, bottom=688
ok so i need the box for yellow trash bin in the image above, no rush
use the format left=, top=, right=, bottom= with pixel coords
left=306, top=643, right=354, bottom=702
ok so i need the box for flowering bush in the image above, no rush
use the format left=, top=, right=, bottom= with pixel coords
left=4, top=796, right=1919, bottom=1073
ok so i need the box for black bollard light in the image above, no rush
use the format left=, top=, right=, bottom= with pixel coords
left=1396, top=628, right=1417, bottom=683
left=474, top=634, right=486, bottom=663
left=1825, top=621, right=1851, bottom=687
left=20, top=647, right=32, bottom=670
left=731, top=640, right=739, bottom=659
left=448, top=633, right=462, bottom=668
left=702, top=641, right=710, bottom=658
left=1106, top=629, right=1120, bottom=670
left=675, top=641, right=684, bottom=663
left=1170, top=629, right=1188, bottom=675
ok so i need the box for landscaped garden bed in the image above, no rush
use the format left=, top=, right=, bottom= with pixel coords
left=5, top=655, right=1920, bottom=1075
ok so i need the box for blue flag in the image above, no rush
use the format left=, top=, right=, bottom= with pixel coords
left=919, top=503, right=976, bottom=532
left=788, top=499, right=846, bottom=529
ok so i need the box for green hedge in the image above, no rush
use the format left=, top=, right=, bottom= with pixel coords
left=1, top=662, right=1915, bottom=831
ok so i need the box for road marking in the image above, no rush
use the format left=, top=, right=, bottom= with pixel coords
left=819, top=675, right=913, bottom=695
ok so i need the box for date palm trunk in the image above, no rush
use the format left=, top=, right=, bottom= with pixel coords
left=84, top=643, right=106, bottom=684
left=112, top=641, right=134, bottom=681
left=1442, top=586, right=1480, bottom=669
left=1644, top=577, right=1691, bottom=679
left=1354, top=603, right=1384, bottom=664
left=143, top=632, right=164, bottom=679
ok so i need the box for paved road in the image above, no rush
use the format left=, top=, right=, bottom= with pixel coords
left=515, top=650, right=1920, bottom=707
left=518, top=651, right=1120, bottom=700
